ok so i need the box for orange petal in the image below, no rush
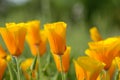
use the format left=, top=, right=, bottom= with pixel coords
left=26, top=20, right=40, bottom=45
left=52, top=46, right=71, bottom=73
left=7, top=23, right=26, bottom=56
left=21, top=58, right=38, bottom=80
left=0, top=28, right=16, bottom=55
left=90, top=27, right=102, bottom=41
left=26, top=30, right=47, bottom=56
left=0, top=58, right=7, bottom=80
left=74, top=56, right=105, bottom=80
left=0, top=45, right=7, bottom=58
left=44, top=22, right=67, bottom=55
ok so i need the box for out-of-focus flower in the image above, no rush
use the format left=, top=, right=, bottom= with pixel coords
left=85, top=37, right=120, bottom=70
left=26, top=20, right=41, bottom=45
left=0, top=45, right=11, bottom=62
left=0, top=58, right=7, bottom=80
left=0, top=45, right=7, bottom=58
left=26, top=30, right=47, bottom=56
left=74, top=56, right=105, bottom=80
left=0, top=23, right=26, bottom=56
left=21, top=58, right=38, bottom=80
left=0, top=45, right=8, bottom=80
left=90, top=27, right=102, bottom=41
left=52, top=46, right=71, bottom=73
left=44, top=22, right=67, bottom=55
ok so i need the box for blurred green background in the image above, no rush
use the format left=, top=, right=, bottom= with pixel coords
left=0, top=0, right=120, bottom=79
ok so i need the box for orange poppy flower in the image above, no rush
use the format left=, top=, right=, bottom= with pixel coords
left=0, top=45, right=7, bottom=80
left=21, top=58, right=38, bottom=80
left=26, top=20, right=41, bottom=45
left=90, top=27, right=102, bottom=41
left=26, top=29, right=47, bottom=56
left=0, top=23, right=26, bottom=56
left=52, top=46, right=71, bottom=73
left=85, top=37, right=120, bottom=70
left=0, top=45, right=7, bottom=58
left=0, top=58, right=7, bottom=80
left=44, top=22, right=67, bottom=55
left=74, top=56, right=105, bottom=80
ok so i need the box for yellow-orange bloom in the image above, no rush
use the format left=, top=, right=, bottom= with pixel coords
left=26, top=20, right=41, bottom=45
left=26, top=30, right=47, bottom=56
left=85, top=37, right=120, bottom=70
left=0, top=45, right=7, bottom=58
left=0, top=45, right=7, bottom=80
left=90, top=27, right=102, bottom=41
left=0, top=58, right=7, bottom=80
left=21, top=58, right=38, bottom=80
left=44, top=22, right=67, bottom=55
left=52, top=46, right=71, bottom=73
left=74, top=56, right=105, bottom=80
left=0, top=23, right=26, bottom=56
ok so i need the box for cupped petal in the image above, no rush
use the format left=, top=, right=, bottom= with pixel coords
left=0, top=58, right=7, bottom=80
left=90, top=27, right=102, bottom=41
left=44, top=22, right=67, bottom=55
left=26, top=30, right=47, bottom=56
left=52, top=46, right=71, bottom=73
left=26, top=20, right=40, bottom=45
left=6, top=23, right=26, bottom=56
left=0, top=28, right=16, bottom=55
left=86, top=37, right=120, bottom=69
left=0, top=45, right=7, bottom=58
left=74, top=56, right=105, bottom=80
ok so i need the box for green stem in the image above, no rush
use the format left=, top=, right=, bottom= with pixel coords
left=30, top=72, right=32, bottom=80
left=100, top=69, right=109, bottom=80
left=38, top=52, right=41, bottom=80
left=64, top=73, right=67, bottom=80
left=35, top=45, right=41, bottom=80
left=7, top=62, right=14, bottom=80
left=116, top=70, right=120, bottom=80
left=14, top=57, right=21, bottom=80
left=43, top=53, right=50, bottom=72
left=30, top=55, right=37, bottom=80
left=59, top=55, right=65, bottom=80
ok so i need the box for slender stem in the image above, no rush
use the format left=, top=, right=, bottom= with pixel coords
left=119, top=71, right=120, bottom=80
left=15, top=57, right=21, bottom=80
left=64, top=73, right=67, bottom=80
left=35, top=45, right=41, bottom=80
left=7, top=62, right=14, bottom=80
left=100, top=69, right=109, bottom=80
left=38, top=53, right=41, bottom=80
left=43, top=53, right=50, bottom=72
left=59, top=55, right=65, bottom=80
left=116, top=70, right=120, bottom=80
left=30, top=55, right=37, bottom=80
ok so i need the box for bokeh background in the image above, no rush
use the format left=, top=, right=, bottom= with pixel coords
left=0, top=0, right=120, bottom=79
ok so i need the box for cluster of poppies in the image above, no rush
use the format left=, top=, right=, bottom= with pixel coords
left=0, top=21, right=70, bottom=80
left=0, top=20, right=120, bottom=80
left=74, top=27, right=120, bottom=80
